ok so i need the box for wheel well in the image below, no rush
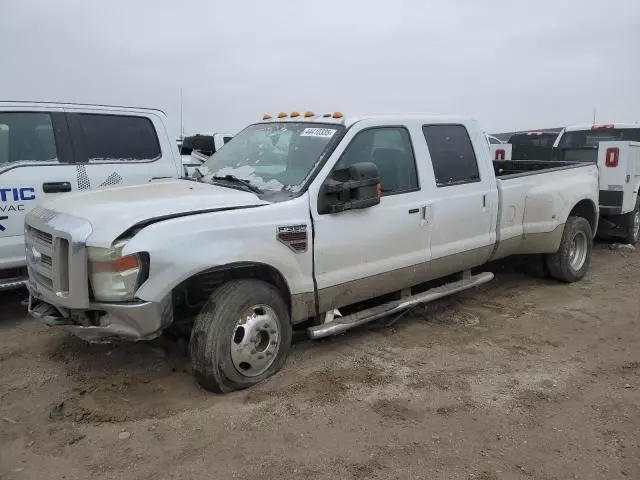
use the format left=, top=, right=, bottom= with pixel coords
left=569, top=199, right=597, bottom=234
left=172, top=263, right=292, bottom=320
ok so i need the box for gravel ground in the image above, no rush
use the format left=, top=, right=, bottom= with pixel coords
left=1, top=244, right=639, bottom=480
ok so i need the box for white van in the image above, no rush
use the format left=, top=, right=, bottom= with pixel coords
left=0, top=101, right=181, bottom=290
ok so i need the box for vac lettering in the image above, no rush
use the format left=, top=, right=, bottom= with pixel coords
left=0, top=216, right=7, bottom=232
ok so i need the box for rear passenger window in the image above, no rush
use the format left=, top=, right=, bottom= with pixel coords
left=77, top=114, right=161, bottom=162
left=0, top=113, right=57, bottom=165
left=335, top=127, right=418, bottom=195
left=422, top=125, right=480, bottom=187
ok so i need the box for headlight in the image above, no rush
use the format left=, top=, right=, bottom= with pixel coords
left=87, top=241, right=148, bottom=302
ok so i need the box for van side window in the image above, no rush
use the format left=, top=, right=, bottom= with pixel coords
left=223, top=136, right=233, bottom=144
left=0, top=113, right=57, bottom=165
left=422, top=125, right=480, bottom=187
left=77, top=114, right=161, bottom=162
left=335, top=127, right=418, bottom=195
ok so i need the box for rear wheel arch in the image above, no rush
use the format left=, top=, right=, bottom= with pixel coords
left=568, top=199, right=598, bottom=236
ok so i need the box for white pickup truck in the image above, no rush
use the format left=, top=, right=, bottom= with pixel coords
left=487, top=134, right=512, bottom=161
left=179, top=133, right=234, bottom=176
left=553, top=123, right=640, bottom=244
left=25, top=112, right=598, bottom=393
left=0, top=102, right=182, bottom=291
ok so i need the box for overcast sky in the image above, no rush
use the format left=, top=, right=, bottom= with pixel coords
left=1, top=0, right=639, bottom=137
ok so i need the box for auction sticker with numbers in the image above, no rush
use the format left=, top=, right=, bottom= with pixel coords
left=300, top=128, right=337, bottom=138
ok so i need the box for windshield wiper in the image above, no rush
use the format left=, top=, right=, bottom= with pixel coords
left=211, top=175, right=262, bottom=194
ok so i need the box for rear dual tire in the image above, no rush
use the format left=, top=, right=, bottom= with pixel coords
left=545, top=216, right=592, bottom=283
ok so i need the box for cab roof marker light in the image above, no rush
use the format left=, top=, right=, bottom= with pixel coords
left=262, top=114, right=273, bottom=120
left=332, top=112, right=344, bottom=119
left=304, top=111, right=314, bottom=117
left=290, top=111, right=300, bottom=118
left=277, top=112, right=287, bottom=118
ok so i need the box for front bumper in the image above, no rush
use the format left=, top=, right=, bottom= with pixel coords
left=28, top=292, right=173, bottom=343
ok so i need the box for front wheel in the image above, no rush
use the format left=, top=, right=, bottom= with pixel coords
left=189, top=280, right=292, bottom=393
left=545, top=216, right=593, bottom=283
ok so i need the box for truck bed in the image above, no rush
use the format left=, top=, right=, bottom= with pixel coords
left=493, top=160, right=589, bottom=178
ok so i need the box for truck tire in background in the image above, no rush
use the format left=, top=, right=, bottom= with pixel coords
left=545, top=216, right=593, bottom=283
left=622, top=199, right=640, bottom=245
left=189, top=280, right=292, bottom=393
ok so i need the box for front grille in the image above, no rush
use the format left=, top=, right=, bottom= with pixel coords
left=41, top=254, right=52, bottom=268
left=25, top=209, right=91, bottom=309
left=28, top=226, right=53, bottom=246
left=33, top=270, right=54, bottom=289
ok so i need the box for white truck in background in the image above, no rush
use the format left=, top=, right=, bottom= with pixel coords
left=179, top=133, right=234, bottom=176
left=553, top=123, right=640, bottom=244
left=0, top=102, right=182, bottom=291
left=508, top=130, right=560, bottom=161
left=25, top=112, right=598, bottom=393
left=486, top=134, right=512, bottom=161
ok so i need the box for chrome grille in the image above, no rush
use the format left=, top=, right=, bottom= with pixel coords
left=41, top=254, right=53, bottom=268
left=25, top=226, right=56, bottom=291
left=31, top=228, right=53, bottom=246
left=33, top=270, right=54, bottom=289
left=24, top=208, right=92, bottom=309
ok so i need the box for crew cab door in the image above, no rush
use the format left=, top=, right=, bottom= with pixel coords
left=0, top=107, right=75, bottom=269
left=309, top=121, right=432, bottom=313
left=63, top=109, right=179, bottom=190
left=420, top=123, right=497, bottom=275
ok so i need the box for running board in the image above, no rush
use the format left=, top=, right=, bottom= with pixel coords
left=307, top=271, right=494, bottom=340
left=0, top=277, right=28, bottom=291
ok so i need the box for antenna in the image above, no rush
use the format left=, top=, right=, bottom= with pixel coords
left=180, top=87, right=184, bottom=138
left=592, top=107, right=596, bottom=124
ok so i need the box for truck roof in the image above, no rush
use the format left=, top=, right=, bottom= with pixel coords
left=260, top=112, right=476, bottom=128
left=563, top=123, right=640, bottom=132
left=0, top=100, right=167, bottom=117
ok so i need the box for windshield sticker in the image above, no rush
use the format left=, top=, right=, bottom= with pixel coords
left=300, top=128, right=336, bottom=138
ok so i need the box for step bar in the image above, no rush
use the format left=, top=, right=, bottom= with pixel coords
left=307, top=271, right=494, bottom=340
left=0, top=277, right=28, bottom=292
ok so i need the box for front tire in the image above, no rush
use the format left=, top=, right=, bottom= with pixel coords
left=545, top=216, right=593, bottom=283
left=189, top=280, right=292, bottom=393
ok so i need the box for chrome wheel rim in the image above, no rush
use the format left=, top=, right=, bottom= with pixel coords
left=633, top=211, right=640, bottom=241
left=568, top=231, right=588, bottom=271
left=230, top=304, right=280, bottom=377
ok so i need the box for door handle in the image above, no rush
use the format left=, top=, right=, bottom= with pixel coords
left=408, top=208, right=420, bottom=214
left=42, top=182, right=71, bottom=193
left=421, top=204, right=433, bottom=223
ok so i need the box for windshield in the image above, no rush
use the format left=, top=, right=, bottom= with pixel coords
left=202, top=122, right=343, bottom=192
left=557, top=128, right=640, bottom=149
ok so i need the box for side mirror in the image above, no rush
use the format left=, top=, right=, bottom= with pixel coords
left=318, top=162, right=381, bottom=214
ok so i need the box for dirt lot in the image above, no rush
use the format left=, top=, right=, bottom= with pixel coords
left=1, top=245, right=639, bottom=480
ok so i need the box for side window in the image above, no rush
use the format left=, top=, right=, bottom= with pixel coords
left=223, top=136, right=233, bottom=144
left=0, top=113, right=57, bottom=165
left=77, top=114, right=161, bottom=162
left=335, top=127, right=418, bottom=195
left=422, top=125, right=480, bottom=187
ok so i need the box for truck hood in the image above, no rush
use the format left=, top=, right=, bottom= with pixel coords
left=43, top=179, right=268, bottom=245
